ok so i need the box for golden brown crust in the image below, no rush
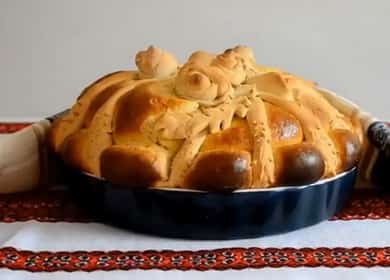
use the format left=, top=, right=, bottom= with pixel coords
left=111, top=80, right=199, bottom=187
left=184, top=150, right=252, bottom=190
left=81, top=81, right=129, bottom=128
left=163, top=133, right=207, bottom=187
left=60, top=129, right=90, bottom=172
left=258, top=93, right=340, bottom=177
left=265, top=102, right=303, bottom=147
left=48, top=71, right=137, bottom=153
left=200, top=118, right=253, bottom=153
left=274, top=143, right=325, bottom=185
left=100, top=145, right=166, bottom=187
left=60, top=80, right=151, bottom=176
left=245, top=97, right=275, bottom=187
left=113, top=80, right=197, bottom=145
left=329, top=129, right=361, bottom=171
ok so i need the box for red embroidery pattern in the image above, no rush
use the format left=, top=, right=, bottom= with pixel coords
left=0, top=123, right=30, bottom=133
left=0, top=247, right=389, bottom=271
left=332, top=191, right=390, bottom=220
left=0, top=190, right=94, bottom=223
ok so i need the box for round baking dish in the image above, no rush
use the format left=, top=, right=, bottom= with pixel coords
left=65, top=165, right=356, bottom=240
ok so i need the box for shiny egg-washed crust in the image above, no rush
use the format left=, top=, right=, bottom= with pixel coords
left=49, top=46, right=362, bottom=190
left=47, top=71, right=138, bottom=152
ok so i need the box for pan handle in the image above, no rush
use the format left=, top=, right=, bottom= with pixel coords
left=0, top=120, right=51, bottom=193
left=365, top=121, right=390, bottom=188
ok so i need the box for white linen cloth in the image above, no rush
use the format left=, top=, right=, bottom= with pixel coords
left=0, top=220, right=389, bottom=279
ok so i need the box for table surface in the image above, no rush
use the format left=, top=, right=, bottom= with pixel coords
left=1, top=125, right=390, bottom=279
left=1, top=1, right=390, bottom=278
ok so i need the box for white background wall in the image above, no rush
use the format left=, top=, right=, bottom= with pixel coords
left=0, top=0, right=389, bottom=121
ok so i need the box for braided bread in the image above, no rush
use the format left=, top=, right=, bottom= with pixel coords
left=48, top=46, right=362, bottom=190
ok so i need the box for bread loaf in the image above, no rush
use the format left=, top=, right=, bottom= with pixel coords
left=49, top=46, right=362, bottom=190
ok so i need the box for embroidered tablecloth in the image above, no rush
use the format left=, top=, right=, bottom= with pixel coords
left=1, top=123, right=390, bottom=279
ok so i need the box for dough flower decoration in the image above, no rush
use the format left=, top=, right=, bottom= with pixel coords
left=135, top=46, right=178, bottom=79
left=175, top=62, right=233, bottom=105
left=211, top=45, right=258, bottom=86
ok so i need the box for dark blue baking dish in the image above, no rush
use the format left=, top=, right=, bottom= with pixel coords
left=64, top=164, right=357, bottom=240
left=46, top=92, right=388, bottom=240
